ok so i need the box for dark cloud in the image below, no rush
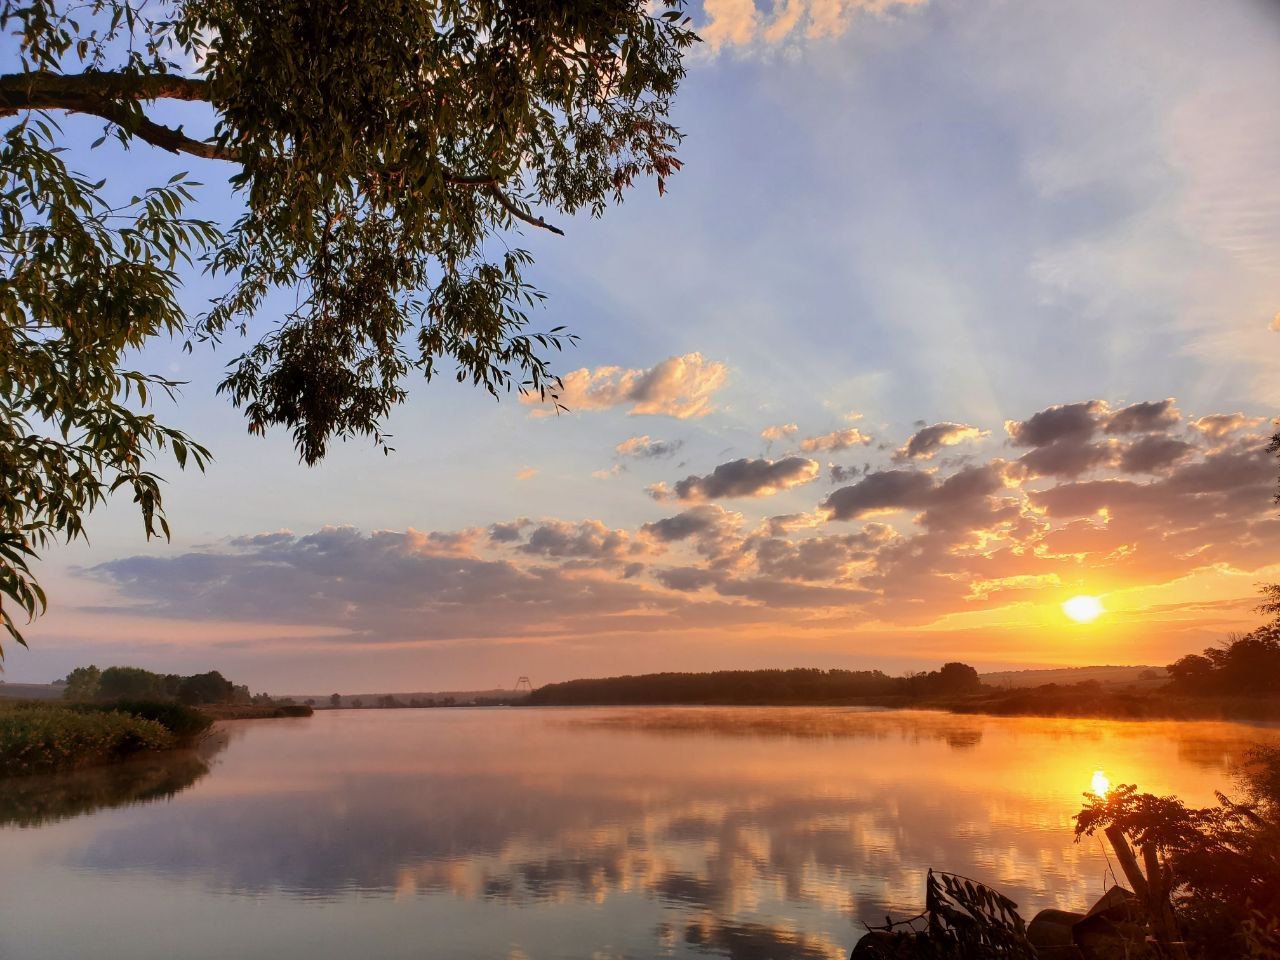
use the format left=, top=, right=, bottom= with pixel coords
left=656, top=567, right=723, bottom=592
left=822, top=470, right=935, bottom=521
left=1016, top=439, right=1114, bottom=478
left=829, top=464, right=863, bottom=484
left=894, top=422, right=985, bottom=461
left=518, top=520, right=634, bottom=560
left=750, top=527, right=892, bottom=581
left=918, top=463, right=1016, bottom=532
left=1118, top=436, right=1194, bottom=473
left=1005, top=401, right=1105, bottom=447
left=672, top=457, right=819, bottom=501
left=488, top=519, right=530, bottom=543
left=641, top=505, right=740, bottom=543
left=1103, top=399, right=1180, bottom=434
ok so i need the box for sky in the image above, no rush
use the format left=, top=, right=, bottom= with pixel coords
left=8, top=0, right=1280, bottom=693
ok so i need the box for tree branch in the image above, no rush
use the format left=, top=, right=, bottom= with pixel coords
left=92, top=100, right=237, bottom=160
left=0, top=71, right=565, bottom=232
left=0, top=70, right=211, bottom=114
left=1, top=70, right=233, bottom=160
left=487, top=186, right=565, bottom=236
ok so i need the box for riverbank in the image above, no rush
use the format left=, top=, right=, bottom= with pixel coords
left=0, top=701, right=211, bottom=777
left=531, top=683, right=1280, bottom=724
left=199, top=703, right=314, bottom=720
left=943, top=685, right=1280, bottom=723
left=0, top=700, right=312, bottom=777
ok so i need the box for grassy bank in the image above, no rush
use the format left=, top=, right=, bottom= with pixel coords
left=0, top=701, right=214, bottom=777
left=942, top=685, right=1280, bottom=722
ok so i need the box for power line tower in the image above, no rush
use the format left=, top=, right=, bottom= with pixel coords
left=513, top=676, right=533, bottom=695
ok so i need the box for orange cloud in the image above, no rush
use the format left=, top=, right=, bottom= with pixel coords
left=523, top=353, right=727, bottom=420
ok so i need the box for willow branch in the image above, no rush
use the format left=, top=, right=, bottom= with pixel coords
left=1, top=71, right=565, bottom=233
left=0, top=70, right=211, bottom=114
left=487, top=186, right=565, bottom=236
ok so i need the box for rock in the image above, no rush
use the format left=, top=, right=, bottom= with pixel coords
left=1028, top=908, right=1086, bottom=958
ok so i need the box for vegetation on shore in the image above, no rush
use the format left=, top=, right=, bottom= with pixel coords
left=856, top=745, right=1280, bottom=959
left=0, top=700, right=209, bottom=776
left=0, top=663, right=316, bottom=776
left=528, top=662, right=982, bottom=707
left=1072, top=742, right=1280, bottom=959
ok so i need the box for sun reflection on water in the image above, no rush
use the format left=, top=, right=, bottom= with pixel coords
left=1090, top=770, right=1111, bottom=796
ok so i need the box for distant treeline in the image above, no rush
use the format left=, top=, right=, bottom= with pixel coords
left=527, top=663, right=981, bottom=707
left=60, top=665, right=301, bottom=709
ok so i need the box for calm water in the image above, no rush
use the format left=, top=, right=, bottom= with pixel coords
left=1, top=707, right=1274, bottom=960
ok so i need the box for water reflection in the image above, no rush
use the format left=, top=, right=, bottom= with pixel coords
left=0, top=732, right=227, bottom=828
left=1, top=708, right=1275, bottom=960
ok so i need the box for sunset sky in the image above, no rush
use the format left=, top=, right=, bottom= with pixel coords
left=10, top=0, right=1280, bottom=693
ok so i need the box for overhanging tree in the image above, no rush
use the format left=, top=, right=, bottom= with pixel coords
left=0, top=0, right=697, bottom=654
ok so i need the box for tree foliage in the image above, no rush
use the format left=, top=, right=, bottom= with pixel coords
left=61, top=664, right=101, bottom=700
left=528, top=664, right=986, bottom=706
left=0, top=0, right=698, bottom=654
left=1075, top=749, right=1280, bottom=960
left=1167, top=623, right=1280, bottom=697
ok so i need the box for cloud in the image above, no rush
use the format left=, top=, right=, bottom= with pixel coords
left=1103, top=399, right=1180, bottom=434
left=615, top=435, right=683, bottom=460
left=829, top=464, right=864, bottom=484
left=799, top=428, right=872, bottom=452
left=749, top=526, right=893, bottom=581
left=641, top=504, right=742, bottom=544
left=700, top=0, right=926, bottom=52
left=1005, top=400, right=1106, bottom=447
left=1192, top=412, right=1267, bottom=439
left=894, top=422, right=986, bottom=461
left=760, top=423, right=799, bottom=442
left=1117, top=436, right=1194, bottom=474
left=672, top=457, right=820, bottom=501
left=515, top=466, right=538, bottom=481
left=1016, top=438, right=1115, bottom=479
left=822, top=469, right=935, bottom=520
left=655, top=566, right=723, bottom=592
left=523, top=353, right=727, bottom=419
left=488, top=520, right=531, bottom=543
left=517, top=520, right=637, bottom=561
left=77, top=397, right=1280, bottom=674
left=88, top=526, right=677, bottom=644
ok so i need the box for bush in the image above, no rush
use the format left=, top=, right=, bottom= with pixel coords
left=71, top=700, right=212, bottom=742
left=0, top=703, right=174, bottom=776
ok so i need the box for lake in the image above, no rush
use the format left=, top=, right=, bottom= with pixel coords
left=0, top=706, right=1274, bottom=960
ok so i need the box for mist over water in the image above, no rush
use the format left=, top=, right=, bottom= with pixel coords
left=1, top=707, right=1273, bottom=960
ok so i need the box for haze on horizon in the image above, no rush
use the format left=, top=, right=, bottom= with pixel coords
left=10, top=0, right=1280, bottom=693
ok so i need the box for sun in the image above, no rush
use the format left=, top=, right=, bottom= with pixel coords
left=1062, top=595, right=1105, bottom=624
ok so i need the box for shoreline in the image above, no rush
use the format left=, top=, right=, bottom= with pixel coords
left=524, top=690, right=1280, bottom=726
